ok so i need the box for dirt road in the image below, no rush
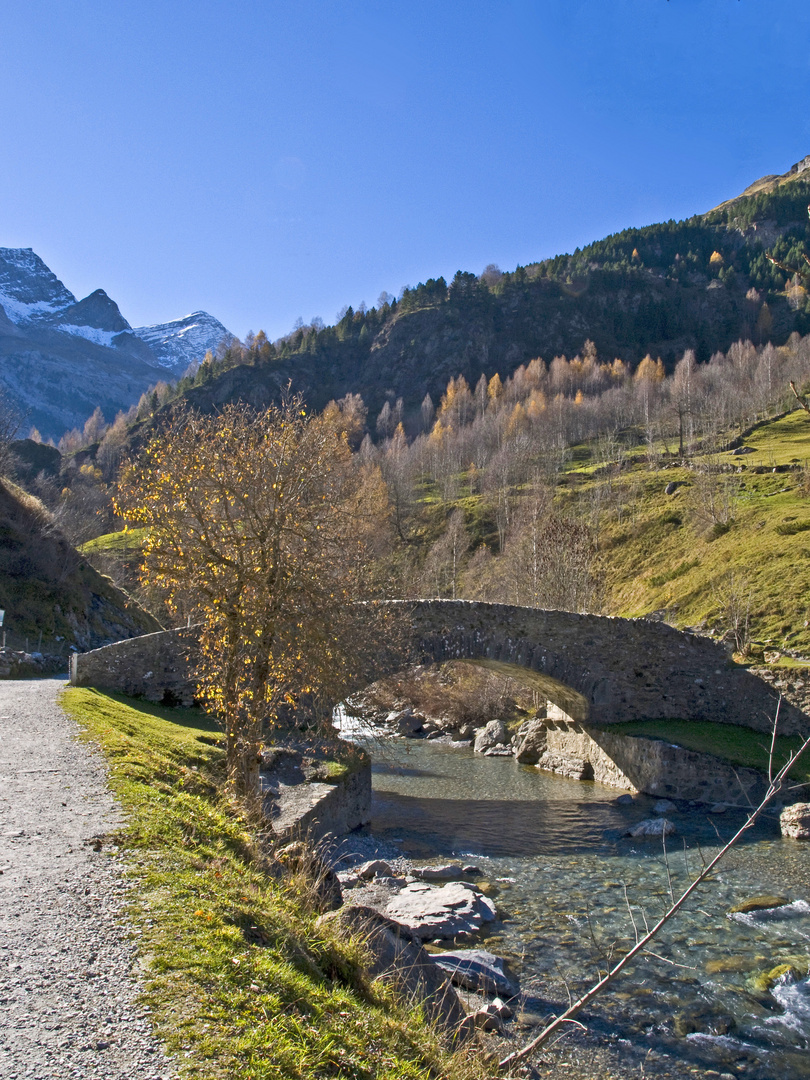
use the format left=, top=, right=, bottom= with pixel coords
left=0, top=678, right=173, bottom=1079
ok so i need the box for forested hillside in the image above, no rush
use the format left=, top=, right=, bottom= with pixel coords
left=139, top=160, right=810, bottom=430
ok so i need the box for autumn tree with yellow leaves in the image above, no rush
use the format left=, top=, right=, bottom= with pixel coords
left=115, top=398, right=396, bottom=797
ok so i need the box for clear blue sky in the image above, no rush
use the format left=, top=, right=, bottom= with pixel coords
left=2, top=0, right=809, bottom=341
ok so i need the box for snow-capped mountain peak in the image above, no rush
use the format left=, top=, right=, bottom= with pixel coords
left=0, top=247, right=76, bottom=325
left=133, top=310, right=235, bottom=373
left=0, top=246, right=237, bottom=438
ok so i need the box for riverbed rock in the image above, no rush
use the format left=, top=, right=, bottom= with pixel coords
left=357, top=859, right=394, bottom=880
left=412, top=863, right=466, bottom=882
left=624, top=818, right=676, bottom=838
left=615, top=793, right=635, bottom=806
left=512, top=719, right=548, bottom=764
left=385, top=881, right=497, bottom=940
left=728, top=894, right=789, bottom=915
left=431, top=948, right=519, bottom=996
left=318, top=905, right=470, bottom=1039
left=474, top=720, right=509, bottom=754
left=472, top=1003, right=503, bottom=1032
left=748, top=963, right=805, bottom=993
left=390, top=709, right=424, bottom=736
left=780, top=802, right=810, bottom=839
left=673, top=1008, right=736, bottom=1037
left=492, top=996, right=513, bottom=1019
left=652, top=799, right=676, bottom=814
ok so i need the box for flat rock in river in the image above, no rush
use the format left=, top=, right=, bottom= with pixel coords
left=431, top=948, right=519, bottom=996
left=385, top=881, right=497, bottom=939
left=412, top=863, right=466, bottom=881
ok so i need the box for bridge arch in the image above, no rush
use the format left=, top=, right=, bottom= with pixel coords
left=71, top=599, right=804, bottom=736
left=366, top=600, right=802, bottom=736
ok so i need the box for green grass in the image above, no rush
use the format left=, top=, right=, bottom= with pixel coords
left=62, top=688, right=485, bottom=1080
left=80, top=527, right=147, bottom=555
left=603, top=719, right=810, bottom=785
left=768, top=655, right=810, bottom=669
left=591, top=412, right=810, bottom=653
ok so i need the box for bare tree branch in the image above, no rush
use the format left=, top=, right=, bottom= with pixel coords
left=790, top=380, right=810, bottom=416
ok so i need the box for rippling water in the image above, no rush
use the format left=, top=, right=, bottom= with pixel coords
left=345, top=727, right=810, bottom=1078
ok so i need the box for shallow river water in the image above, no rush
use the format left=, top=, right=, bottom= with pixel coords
left=343, top=727, right=810, bottom=1078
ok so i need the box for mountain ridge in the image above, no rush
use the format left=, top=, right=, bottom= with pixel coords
left=162, top=157, right=810, bottom=430
left=708, top=153, right=810, bottom=213
left=0, top=248, right=234, bottom=439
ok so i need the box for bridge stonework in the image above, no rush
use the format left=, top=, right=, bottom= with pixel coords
left=71, top=600, right=807, bottom=736
left=401, top=601, right=804, bottom=735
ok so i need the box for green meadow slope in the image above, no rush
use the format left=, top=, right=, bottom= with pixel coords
left=592, top=410, right=810, bottom=654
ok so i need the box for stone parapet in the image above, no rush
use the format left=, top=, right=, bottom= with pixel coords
left=70, top=626, right=199, bottom=705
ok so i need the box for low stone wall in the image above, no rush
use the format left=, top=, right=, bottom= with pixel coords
left=70, top=627, right=198, bottom=705
left=538, top=722, right=768, bottom=805
left=267, top=764, right=372, bottom=843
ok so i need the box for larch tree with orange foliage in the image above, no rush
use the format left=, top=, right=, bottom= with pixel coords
left=115, top=398, right=396, bottom=797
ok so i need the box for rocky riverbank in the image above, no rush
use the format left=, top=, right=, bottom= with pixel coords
left=343, top=689, right=775, bottom=806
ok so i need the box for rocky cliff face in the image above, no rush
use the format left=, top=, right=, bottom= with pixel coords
left=0, top=248, right=233, bottom=439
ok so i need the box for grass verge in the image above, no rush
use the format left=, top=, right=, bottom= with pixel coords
left=604, top=719, right=810, bottom=786
left=62, top=687, right=486, bottom=1080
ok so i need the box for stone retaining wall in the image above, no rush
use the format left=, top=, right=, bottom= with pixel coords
left=267, top=764, right=372, bottom=843
left=539, top=722, right=768, bottom=804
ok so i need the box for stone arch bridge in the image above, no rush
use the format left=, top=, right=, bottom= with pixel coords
left=72, top=600, right=804, bottom=737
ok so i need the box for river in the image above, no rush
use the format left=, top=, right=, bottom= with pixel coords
left=339, top=721, right=810, bottom=1078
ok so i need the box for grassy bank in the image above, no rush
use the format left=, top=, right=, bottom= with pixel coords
left=62, top=688, right=485, bottom=1080
left=605, top=718, right=810, bottom=786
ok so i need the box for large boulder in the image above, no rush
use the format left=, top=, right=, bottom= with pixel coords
left=512, top=719, right=548, bottom=764
left=474, top=720, right=509, bottom=754
left=780, top=803, right=810, bottom=839
left=385, top=881, right=497, bottom=940
left=431, top=948, right=519, bottom=996
left=389, top=708, right=425, bottom=736
left=318, top=905, right=470, bottom=1039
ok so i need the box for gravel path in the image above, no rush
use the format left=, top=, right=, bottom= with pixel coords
left=0, top=678, right=174, bottom=1080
